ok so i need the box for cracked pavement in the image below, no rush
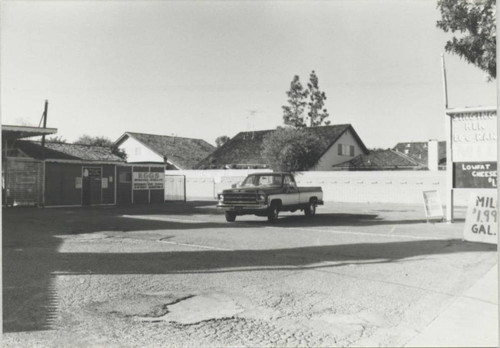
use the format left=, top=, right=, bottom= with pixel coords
left=2, top=201, right=497, bottom=347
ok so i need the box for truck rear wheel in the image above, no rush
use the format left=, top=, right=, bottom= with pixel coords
left=267, top=203, right=280, bottom=222
left=225, top=212, right=236, bottom=222
left=304, top=200, right=316, bottom=217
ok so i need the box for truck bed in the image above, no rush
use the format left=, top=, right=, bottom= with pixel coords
left=297, top=186, right=322, bottom=193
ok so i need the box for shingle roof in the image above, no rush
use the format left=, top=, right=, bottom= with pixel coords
left=117, top=132, right=215, bottom=169
left=393, top=141, right=446, bottom=166
left=196, top=124, right=368, bottom=169
left=16, top=141, right=125, bottom=162
left=332, top=149, right=425, bottom=170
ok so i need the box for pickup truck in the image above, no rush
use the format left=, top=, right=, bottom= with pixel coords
left=217, top=172, right=323, bottom=222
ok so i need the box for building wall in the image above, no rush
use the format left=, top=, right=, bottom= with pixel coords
left=167, top=169, right=474, bottom=206
left=117, top=165, right=165, bottom=204
left=118, top=136, right=163, bottom=163
left=4, top=158, right=43, bottom=206
left=312, top=130, right=365, bottom=170
left=102, top=164, right=116, bottom=204
left=116, top=166, right=132, bottom=205
left=45, top=163, right=82, bottom=206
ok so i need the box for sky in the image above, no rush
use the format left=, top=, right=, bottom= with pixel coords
left=1, top=0, right=497, bottom=148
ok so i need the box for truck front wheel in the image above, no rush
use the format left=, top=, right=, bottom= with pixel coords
left=225, top=212, right=236, bottom=222
left=268, top=203, right=280, bottom=222
left=304, top=201, right=316, bottom=217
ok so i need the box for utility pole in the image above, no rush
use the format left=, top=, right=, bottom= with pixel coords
left=41, top=100, right=48, bottom=151
left=41, top=100, right=48, bottom=207
left=441, top=55, right=453, bottom=223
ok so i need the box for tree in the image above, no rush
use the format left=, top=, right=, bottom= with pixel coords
left=282, top=75, right=309, bottom=128
left=46, top=135, right=67, bottom=143
left=75, top=135, right=114, bottom=146
left=75, top=135, right=126, bottom=159
left=261, top=127, right=326, bottom=171
left=306, top=70, right=330, bottom=126
left=437, top=0, right=496, bottom=79
left=215, top=135, right=230, bottom=148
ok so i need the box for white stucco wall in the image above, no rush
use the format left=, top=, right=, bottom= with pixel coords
left=312, top=130, right=365, bottom=170
left=118, top=136, right=164, bottom=163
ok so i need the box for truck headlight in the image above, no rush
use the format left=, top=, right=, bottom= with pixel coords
left=218, top=194, right=224, bottom=201
left=257, top=194, right=266, bottom=202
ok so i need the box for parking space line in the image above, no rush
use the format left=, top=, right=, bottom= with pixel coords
left=158, top=239, right=233, bottom=251
left=274, top=226, right=445, bottom=240
left=121, top=215, right=210, bottom=224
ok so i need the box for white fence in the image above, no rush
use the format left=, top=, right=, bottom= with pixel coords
left=165, top=169, right=474, bottom=206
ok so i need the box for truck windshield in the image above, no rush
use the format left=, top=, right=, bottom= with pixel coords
left=241, top=174, right=283, bottom=187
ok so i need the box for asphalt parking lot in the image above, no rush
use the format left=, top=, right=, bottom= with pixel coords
left=2, top=201, right=497, bottom=347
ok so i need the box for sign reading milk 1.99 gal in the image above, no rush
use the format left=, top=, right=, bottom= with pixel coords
left=463, top=192, right=498, bottom=244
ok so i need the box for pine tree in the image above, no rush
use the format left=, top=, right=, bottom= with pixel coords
left=307, top=70, right=330, bottom=127
left=282, top=75, right=309, bottom=128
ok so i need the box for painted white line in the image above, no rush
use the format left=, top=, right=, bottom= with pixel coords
left=121, top=215, right=210, bottom=224
left=158, top=239, right=232, bottom=251
left=277, top=226, right=444, bottom=240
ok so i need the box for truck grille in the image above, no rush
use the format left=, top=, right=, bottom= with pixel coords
left=223, top=193, right=257, bottom=203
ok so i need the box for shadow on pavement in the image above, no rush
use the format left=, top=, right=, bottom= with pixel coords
left=2, top=202, right=492, bottom=333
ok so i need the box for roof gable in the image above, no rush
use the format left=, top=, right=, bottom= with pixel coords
left=333, top=149, right=425, bottom=170
left=196, top=124, right=368, bottom=169
left=117, top=132, right=215, bottom=169
left=393, top=141, right=446, bottom=165
left=15, top=141, right=125, bottom=162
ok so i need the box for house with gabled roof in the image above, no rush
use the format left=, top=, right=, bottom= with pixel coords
left=114, top=132, right=215, bottom=170
left=332, top=149, right=425, bottom=170
left=393, top=141, right=446, bottom=169
left=196, top=124, right=369, bottom=170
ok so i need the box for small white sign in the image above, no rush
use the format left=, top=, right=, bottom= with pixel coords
left=464, top=192, right=498, bottom=244
left=102, top=178, right=108, bottom=189
left=75, top=177, right=82, bottom=189
left=422, top=190, right=444, bottom=221
left=133, top=171, right=165, bottom=190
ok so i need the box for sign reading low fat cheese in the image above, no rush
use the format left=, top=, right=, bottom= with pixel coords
left=133, top=171, right=165, bottom=190
left=463, top=192, right=498, bottom=244
left=453, top=162, right=497, bottom=188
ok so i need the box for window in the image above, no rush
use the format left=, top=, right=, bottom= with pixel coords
left=338, top=144, right=355, bottom=157
left=284, top=175, right=296, bottom=186
left=119, top=172, right=132, bottom=183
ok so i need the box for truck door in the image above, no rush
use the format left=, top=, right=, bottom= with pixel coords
left=282, top=174, right=300, bottom=206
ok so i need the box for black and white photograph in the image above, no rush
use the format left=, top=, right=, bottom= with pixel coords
left=1, top=0, right=498, bottom=347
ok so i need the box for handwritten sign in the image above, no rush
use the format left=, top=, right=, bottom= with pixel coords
left=454, top=162, right=497, bottom=188
left=422, top=190, right=444, bottom=221
left=464, top=192, right=497, bottom=244
left=133, top=172, right=165, bottom=190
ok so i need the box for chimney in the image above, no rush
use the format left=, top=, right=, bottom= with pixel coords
left=428, top=139, right=438, bottom=171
